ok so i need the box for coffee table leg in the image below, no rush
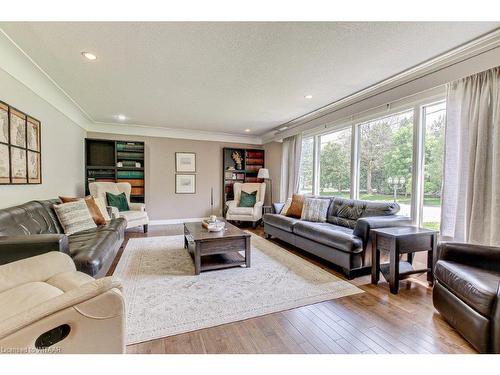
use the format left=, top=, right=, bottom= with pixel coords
left=194, top=243, right=201, bottom=275
left=245, top=236, right=251, bottom=268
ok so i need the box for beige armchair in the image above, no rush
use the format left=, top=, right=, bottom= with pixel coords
left=0, top=252, right=125, bottom=354
left=89, top=182, right=149, bottom=232
left=226, top=182, right=266, bottom=228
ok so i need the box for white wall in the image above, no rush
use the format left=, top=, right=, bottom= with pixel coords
left=0, top=68, right=85, bottom=208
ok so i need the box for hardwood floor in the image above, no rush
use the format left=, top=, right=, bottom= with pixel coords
left=110, top=224, right=476, bottom=354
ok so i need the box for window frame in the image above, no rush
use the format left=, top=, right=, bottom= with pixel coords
left=299, top=90, right=446, bottom=226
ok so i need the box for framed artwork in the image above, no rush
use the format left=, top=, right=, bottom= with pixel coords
left=175, top=152, right=196, bottom=172
left=0, top=144, right=9, bottom=184
left=0, top=100, right=42, bottom=185
left=175, top=174, right=196, bottom=194
left=10, top=147, right=27, bottom=184
left=0, top=103, right=8, bottom=144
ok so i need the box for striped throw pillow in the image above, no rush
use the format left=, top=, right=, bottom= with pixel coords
left=54, top=200, right=97, bottom=235
left=300, top=198, right=330, bottom=222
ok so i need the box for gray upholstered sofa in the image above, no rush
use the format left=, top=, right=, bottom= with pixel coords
left=263, top=196, right=411, bottom=279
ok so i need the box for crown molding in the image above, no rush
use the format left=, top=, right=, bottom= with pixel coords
left=88, top=121, right=262, bottom=144
left=0, top=28, right=94, bottom=130
left=0, top=26, right=263, bottom=144
left=262, top=28, right=500, bottom=143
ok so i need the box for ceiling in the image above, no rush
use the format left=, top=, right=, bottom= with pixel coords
left=1, top=22, right=499, bottom=136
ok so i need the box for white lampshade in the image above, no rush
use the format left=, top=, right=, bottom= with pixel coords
left=257, top=168, right=270, bottom=179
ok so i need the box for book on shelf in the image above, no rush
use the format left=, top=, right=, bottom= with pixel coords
left=131, top=187, right=145, bottom=195
left=117, top=170, right=144, bottom=179
left=246, top=158, right=264, bottom=165
left=117, top=178, right=144, bottom=187
left=246, top=151, right=263, bottom=158
left=117, top=152, right=144, bottom=160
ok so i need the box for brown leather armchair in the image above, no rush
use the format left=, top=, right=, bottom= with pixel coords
left=433, top=242, right=500, bottom=353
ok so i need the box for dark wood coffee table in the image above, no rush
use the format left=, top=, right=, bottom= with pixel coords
left=183, top=219, right=251, bottom=275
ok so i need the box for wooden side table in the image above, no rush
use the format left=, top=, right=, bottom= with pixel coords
left=371, top=227, right=438, bottom=294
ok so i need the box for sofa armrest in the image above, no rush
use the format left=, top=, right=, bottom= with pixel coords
left=353, top=215, right=412, bottom=245
left=0, top=276, right=123, bottom=340
left=253, top=201, right=264, bottom=219
left=0, top=252, right=76, bottom=293
left=129, top=202, right=145, bottom=212
left=437, top=242, right=500, bottom=272
left=0, top=234, right=70, bottom=265
left=272, top=202, right=285, bottom=214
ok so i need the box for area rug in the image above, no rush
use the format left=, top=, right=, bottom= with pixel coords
left=113, top=232, right=363, bottom=344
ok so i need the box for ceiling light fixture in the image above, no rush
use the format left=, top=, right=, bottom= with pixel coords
left=81, top=52, right=97, bottom=61
left=115, top=114, right=126, bottom=121
left=278, top=126, right=289, bottom=131
left=304, top=94, right=313, bottom=99
left=244, top=129, right=251, bottom=133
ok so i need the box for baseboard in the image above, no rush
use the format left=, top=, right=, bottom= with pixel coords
left=149, top=218, right=204, bottom=225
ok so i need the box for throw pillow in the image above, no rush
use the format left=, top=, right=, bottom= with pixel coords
left=106, top=192, right=130, bottom=212
left=280, top=198, right=292, bottom=215
left=94, top=197, right=111, bottom=221
left=239, top=190, right=257, bottom=207
left=301, top=198, right=330, bottom=222
left=53, top=200, right=97, bottom=235
left=285, top=194, right=305, bottom=218
left=59, top=195, right=106, bottom=225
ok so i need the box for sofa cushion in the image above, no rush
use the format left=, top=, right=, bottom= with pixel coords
left=435, top=260, right=499, bottom=316
left=327, top=197, right=400, bottom=228
left=106, top=192, right=130, bottom=212
left=263, top=214, right=300, bottom=232
left=53, top=200, right=97, bottom=236
left=0, top=200, right=63, bottom=236
left=59, top=196, right=106, bottom=225
left=301, top=197, right=330, bottom=222
left=227, top=206, right=254, bottom=216
left=239, top=190, right=257, bottom=207
left=292, top=221, right=363, bottom=253
left=286, top=194, right=305, bottom=218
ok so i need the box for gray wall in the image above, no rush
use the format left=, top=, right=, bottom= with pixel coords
left=0, top=69, right=85, bottom=208
left=87, top=132, right=271, bottom=221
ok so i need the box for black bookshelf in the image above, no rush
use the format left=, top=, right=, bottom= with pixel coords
left=85, top=138, right=145, bottom=203
left=222, top=147, right=265, bottom=216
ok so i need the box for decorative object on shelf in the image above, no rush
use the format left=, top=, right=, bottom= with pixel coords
left=210, top=187, right=215, bottom=215
left=257, top=168, right=272, bottom=205
left=176, top=174, right=196, bottom=194
left=231, top=150, right=242, bottom=170
left=201, top=217, right=225, bottom=232
left=0, top=100, right=42, bottom=185
left=175, top=152, right=196, bottom=172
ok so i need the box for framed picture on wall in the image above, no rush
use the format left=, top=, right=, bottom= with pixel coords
left=0, top=100, right=42, bottom=185
left=175, top=174, right=196, bottom=194
left=175, top=152, right=196, bottom=172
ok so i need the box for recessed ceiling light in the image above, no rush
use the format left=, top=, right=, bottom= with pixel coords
left=278, top=126, right=289, bottom=131
left=304, top=94, right=313, bottom=99
left=81, top=52, right=97, bottom=61
left=115, top=114, right=126, bottom=121
left=244, top=129, right=251, bottom=133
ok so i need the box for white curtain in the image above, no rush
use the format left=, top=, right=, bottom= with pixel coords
left=441, top=66, right=499, bottom=246
left=280, top=134, right=302, bottom=201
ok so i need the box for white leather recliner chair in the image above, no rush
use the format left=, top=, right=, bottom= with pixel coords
left=89, top=181, right=149, bottom=232
left=225, top=182, right=266, bottom=228
left=0, top=252, right=125, bottom=354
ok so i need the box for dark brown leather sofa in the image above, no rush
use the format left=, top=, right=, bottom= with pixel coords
left=0, top=199, right=126, bottom=278
left=263, top=196, right=411, bottom=279
left=433, top=242, right=500, bottom=353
